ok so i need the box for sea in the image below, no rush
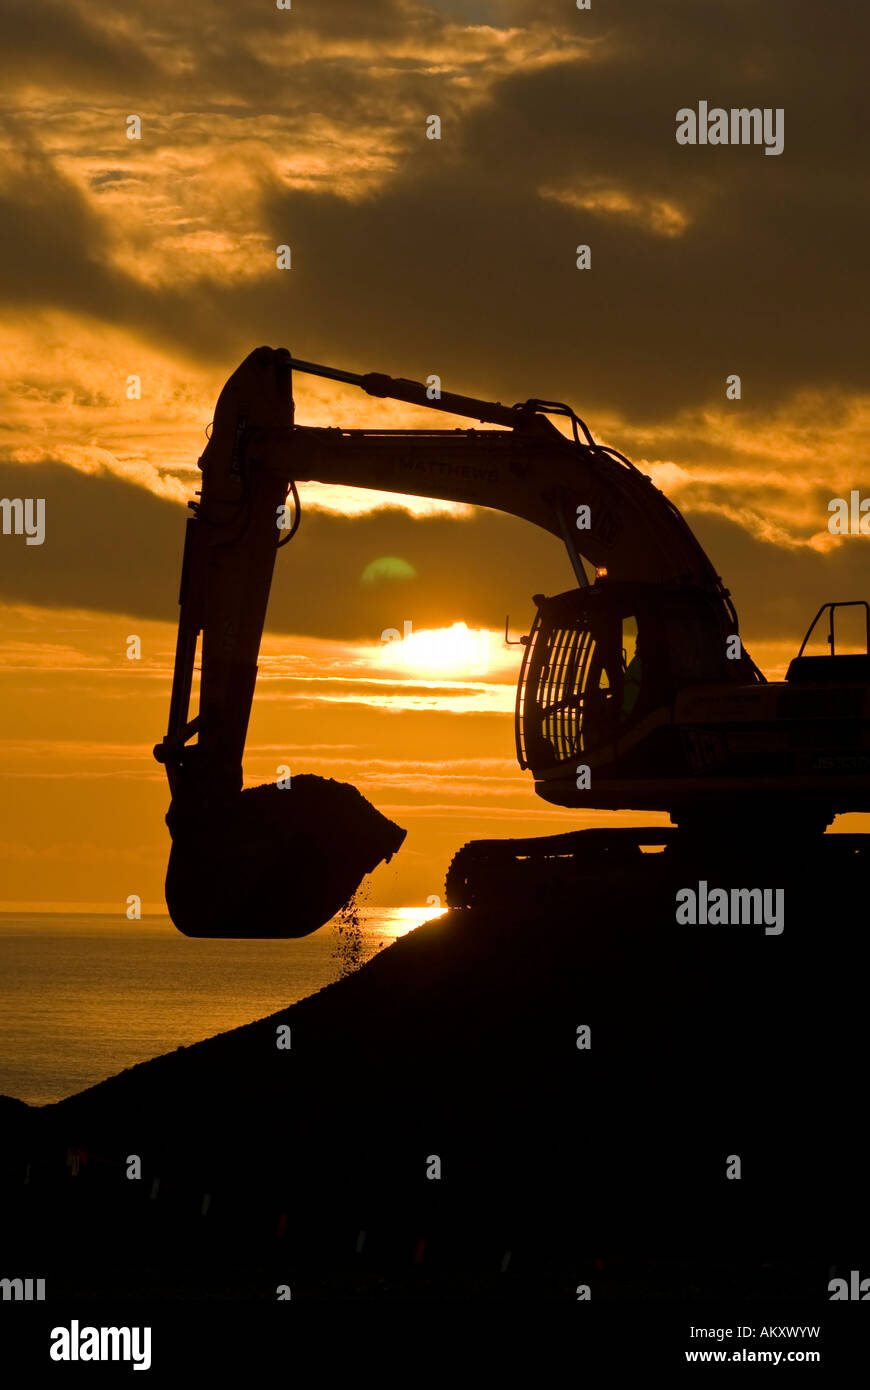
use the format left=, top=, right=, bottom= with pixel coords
left=0, top=907, right=434, bottom=1106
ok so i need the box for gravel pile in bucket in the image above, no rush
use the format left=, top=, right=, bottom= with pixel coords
left=165, top=775, right=406, bottom=938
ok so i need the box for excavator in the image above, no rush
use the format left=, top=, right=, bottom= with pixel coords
left=154, top=346, right=870, bottom=936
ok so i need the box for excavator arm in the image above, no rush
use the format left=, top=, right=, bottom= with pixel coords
left=157, top=347, right=753, bottom=777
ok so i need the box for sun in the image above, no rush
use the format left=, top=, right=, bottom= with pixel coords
left=386, top=622, right=492, bottom=678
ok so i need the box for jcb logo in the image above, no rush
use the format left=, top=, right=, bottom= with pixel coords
left=684, top=729, right=726, bottom=771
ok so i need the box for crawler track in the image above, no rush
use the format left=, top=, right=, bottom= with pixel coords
left=444, top=826, right=870, bottom=911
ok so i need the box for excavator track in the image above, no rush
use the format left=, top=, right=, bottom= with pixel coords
left=444, top=827, right=678, bottom=910
left=444, top=826, right=870, bottom=912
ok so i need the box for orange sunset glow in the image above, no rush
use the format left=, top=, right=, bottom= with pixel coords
left=1, top=0, right=870, bottom=920
left=4, top=0, right=870, bottom=1330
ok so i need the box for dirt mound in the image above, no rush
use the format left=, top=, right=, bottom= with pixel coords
left=165, top=775, right=405, bottom=938
left=4, top=848, right=869, bottom=1299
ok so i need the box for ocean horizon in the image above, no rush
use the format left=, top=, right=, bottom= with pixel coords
left=0, top=906, right=438, bottom=1106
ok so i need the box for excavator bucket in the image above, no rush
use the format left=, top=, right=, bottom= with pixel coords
left=164, top=775, right=406, bottom=939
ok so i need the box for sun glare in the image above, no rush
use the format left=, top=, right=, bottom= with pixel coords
left=386, top=622, right=493, bottom=677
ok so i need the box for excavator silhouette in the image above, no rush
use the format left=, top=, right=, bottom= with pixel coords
left=154, top=347, right=870, bottom=936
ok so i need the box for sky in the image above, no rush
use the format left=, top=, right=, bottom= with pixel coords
left=1, top=0, right=869, bottom=911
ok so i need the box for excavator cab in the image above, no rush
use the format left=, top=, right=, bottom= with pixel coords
left=516, top=578, right=744, bottom=787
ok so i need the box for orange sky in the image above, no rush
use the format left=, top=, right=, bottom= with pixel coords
left=1, top=0, right=869, bottom=910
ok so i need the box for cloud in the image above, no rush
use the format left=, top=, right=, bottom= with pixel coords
left=0, top=457, right=576, bottom=638
left=0, top=0, right=159, bottom=90
left=3, top=449, right=869, bottom=656
left=0, top=0, right=869, bottom=660
left=1, top=0, right=867, bottom=423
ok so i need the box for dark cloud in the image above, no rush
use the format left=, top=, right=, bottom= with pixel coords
left=0, top=146, right=113, bottom=311
left=0, top=0, right=411, bottom=91
left=0, top=0, right=159, bottom=89
left=0, top=459, right=866, bottom=657
left=1, top=0, right=866, bottom=422
left=0, top=0, right=868, bottom=648
left=691, top=510, right=869, bottom=653
left=0, top=460, right=575, bottom=639
left=89, top=171, right=127, bottom=188
left=0, top=149, right=255, bottom=362
left=247, top=0, right=870, bottom=419
left=0, top=463, right=180, bottom=622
